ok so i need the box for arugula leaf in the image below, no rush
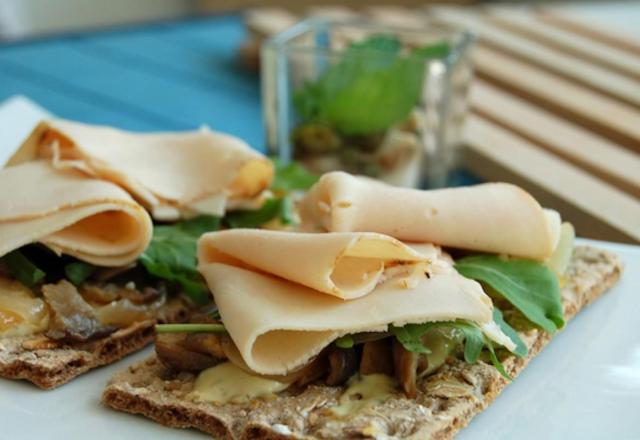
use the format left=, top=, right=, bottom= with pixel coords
left=2, top=250, right=46, bottom=288
left=64, top=261, right=97, bottom=286
left=334, top=335, right=355, bottom=349
left=392, top=323, right=433, bottom=354
left=272, top=160, right=319, bottom=191
left=225, top=197, right=293, bottom=228
left=391, top=320, right=512, bottom=380
left=278, top=195, right=295, bottom=225
left=458, top=322, right=485, bottom=363
left=294, top=35, right=449, bottom=136
left=139, top=215, right=220, bottom=305
left=486, top=339, right=511, bottom=380
left=493, top=308, right=528, bottom=358
left=455, top=255, right=564, bottom=333
left=173, top=215, right=222, bottom=236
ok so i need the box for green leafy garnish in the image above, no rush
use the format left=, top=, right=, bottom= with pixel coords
left=224, top=197, right=293, bottom=228
left=493, top=308, right=528, bottom=357
left=171, top=215, right=222, bottom=236
left=223, top=159, right=318, bottom=228
left=455, top=255, right=564, bottom=333
left=391, top=324, right=432, bottom=354
left=334, top=335, right=355, bottom=349
left=271, top=160, right=320, bottom=192
left=1, top=250, right=46, bottom=288
left=155, top=323, right=227, bottom=334
left=294, top=35, right=449, bottom=136
left=64, top=261, right=97, bottom=286
left=139, top=215, right=221, bottom=305
left=391, top=320, right=515, bottom=380
left=485, top=339, right=510, bottom=379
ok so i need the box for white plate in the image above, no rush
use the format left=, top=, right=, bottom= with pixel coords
left=1, top=238, right=639, bottom=440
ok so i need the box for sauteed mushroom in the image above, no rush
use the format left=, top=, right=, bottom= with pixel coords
left=43, top=280, right=116, bottom=342
left=156, top=332, right=222, bottom=372
left=290, top=355, right=329, bottom=387
left=326, top=346, right=358, bottom=386
left=360, top=338, right=394, bottom=375
left=183, top=333, right=227, bottom=359
left=393, top=339, right=419, bottom=398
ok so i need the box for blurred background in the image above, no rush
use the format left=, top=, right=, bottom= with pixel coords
left=0, top=0, right=638, bottom=243
left=1, top=1, right=639, bottom=40
left=0, top=0, right=192, bottom=39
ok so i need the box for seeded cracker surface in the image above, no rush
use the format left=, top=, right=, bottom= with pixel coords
left=0, top=299, right=191, bottom=389
left=102, top=246, right=623, bottom=439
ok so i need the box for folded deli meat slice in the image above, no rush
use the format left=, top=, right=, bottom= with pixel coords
left=9, top=119, right=274, bottom=220
left=0, top=161, right=152, bottom=266
left=198, top=229, right=432, bottom=299
left=198, top=231, right=514, bottom=376
left=300, top=171, right=561, bottom=260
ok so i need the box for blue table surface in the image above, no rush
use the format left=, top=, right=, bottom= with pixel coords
left=0, top=13, right=478, bottom=185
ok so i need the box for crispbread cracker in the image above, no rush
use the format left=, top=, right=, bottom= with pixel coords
left=102, top=246, right=623, bottom=439
left=0, top=299, right=191, bottom=390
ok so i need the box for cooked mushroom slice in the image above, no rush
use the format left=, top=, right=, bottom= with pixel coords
left=183, top=333, right=227, bottom=359
left=83, top=282, right=166, bottom=306
left=43, top=280, right=116, bottom=342
left=94, top=295, right=166, bottom=327
left=120, top=285, right=166, bottom=305
left=360, top=338, right=394, bottom=375
left=156, top=332, right=221, bottom=372
left=393, top=339, right=419, bottom=398
left=290, top=355, right=329, bottom=387
left=326, top=346, right=358, bottom=386
left=81, top=283, right=120, bottom=304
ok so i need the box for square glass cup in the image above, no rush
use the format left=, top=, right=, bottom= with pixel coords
left=262, top=18, right=475, bottom=188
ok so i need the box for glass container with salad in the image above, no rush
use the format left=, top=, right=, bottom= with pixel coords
left=262, top=19, right=475, bottom=188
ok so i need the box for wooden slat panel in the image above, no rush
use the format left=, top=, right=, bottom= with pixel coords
left=538, top=9, right=640, bottom=57
left=306, top=6, right=359, bottom=20
left=197, top=0, right=476, bottom=14
left=485, top=8, right=640, bottom=82
left=471, top=45, right=640, bottom=153
left=464, top=115, right=640, bottom=243
left=429, top=7, right=640, bottom=108
left=469, top=81, right=640, bottom=199
left=365, top=6, right=430, bottom=28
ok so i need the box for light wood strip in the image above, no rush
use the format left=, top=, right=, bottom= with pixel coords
left=471, top=44, right=640, bottom=153
left=485, top=7, right=640, bottom=82
left=429, top=7, right=640, bottom=108
left=538, top=9, right=640, bottom=57
left=244, top=8, right=298, bottom=39
left=365, top=6, right=430, bottom=28
left=306, top=6, right=359, bottom=21
left=469, top=81, right=640, bottom=199
left=463, top=115, right=640, bottom=243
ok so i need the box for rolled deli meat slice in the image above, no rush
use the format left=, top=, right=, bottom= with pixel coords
left=198, top=230, right=514, bottom=375
left=8, top=119, right=273, bottom=220
left=0, top=161, right=152, bottom=266
left=198, top=229, right=436, bottom=300
left=300, top=172, right=561, bottom=260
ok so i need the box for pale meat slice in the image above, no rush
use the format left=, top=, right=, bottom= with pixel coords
left=198, top=260, right=513, bottom=376
left=299, top=171, right=561, bottom=260
left=8, top=119, right=273, bottom=220
left=197, top=229, right=434, bottom=299
left=0, top=161, right=152, bottom=267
